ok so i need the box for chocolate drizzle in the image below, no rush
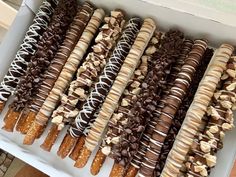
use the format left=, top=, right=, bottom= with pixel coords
left=84, top=18, right=156, bottom=152
left=11, top=0, right=77, bottom=112
left=154, top=48, right=213, bottom=176
left=161, top=44, right=234, bottom=177
left=51, top=10, right=126, bottom=130
left=35, top=8, right=105, bottom=127
left=99, top=34, right=159, bottom=157
left=184, top=56, right=236, bottom=177
left=139, top=39, right=208, bottom=177
left=29, top=2, right=95, bottom=113
left=130, top=38, right=194, bottom=171
left=112, top=30, right=185, bottom=167
left=68, top=17, right=142, bottom=138
left=0, top=0, right=58, bottom=104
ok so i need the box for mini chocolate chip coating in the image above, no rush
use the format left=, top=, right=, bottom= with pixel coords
left=154, top=48, right=213, bottom=176
left=112, top=30, right=185, bottom=167
left=139, top=39, right=207, bottom=177
left=0, top=0, right=58, bottom=104
left=130, top=38, right=194, bottom=173
left=11, top=0, right=77, bottom=112
left=30, top=1, right=95, bottom=113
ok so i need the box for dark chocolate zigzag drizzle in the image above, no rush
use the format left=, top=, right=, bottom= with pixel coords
left=11, top=0, right=77, bottom=111
left=69, top=17, right=142, bottom=138
left=0, top=0, right=58, bottom=103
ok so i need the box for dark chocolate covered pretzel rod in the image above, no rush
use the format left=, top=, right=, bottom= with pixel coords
left=0, top=0, right=58, bottom=112
left=75, top=19, right=156, bottom=175
left=139, top=39, right=208, bottom=177
left=90, top=32, right=161, bottom=175
left=110, top=30, right=185, bottom=176
left=42, top=9, right=125, bottom=152
left=3, top=0, right=77, bottom=132
left=125, top=38, right=194, bottom=177
left=153, top=48, right=213, bottom=177
left=16, top=1, right=95, bottom=134
left=56, top=17, right=141, bottom=158
left=23, top=8, right=105, bottom=145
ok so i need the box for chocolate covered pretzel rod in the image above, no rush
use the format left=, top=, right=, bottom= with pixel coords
left=161, top=44, right=234, bottom=177
left=109, top=30, right=185, bottom=177
left=15, top=1, right=95, bottom=134
left=3, top=0, right=77, bottom=132
left=57, top=17, right=141, bottom=158
left=0, top=0, right=58, bottom=112
left=139, top=39, right=208, bottom=177
left=153, top=48, right=213, bottom=177
left=70, top=32, right=162, bottom=162
left=23, top=8, right=105, bottom=145
left=90, top=34, right=159, bottom=175
left=125, top=38, right=194, bottom=177
left=75, top=18, right=156, bottom=170
left=184, top=56, right=236, bottom=177
left=41, top=10, right=125, bottom=152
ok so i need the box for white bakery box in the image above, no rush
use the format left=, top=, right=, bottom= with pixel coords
left=0, top=0, right=236, bottom=177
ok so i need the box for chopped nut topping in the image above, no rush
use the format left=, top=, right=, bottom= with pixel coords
left=130, top=81, right=140, bottom=88
left=194, top=165, right=208, bottom=176
left=111, top=136, right=120, bottom=144
left=221, top=73, right=229, bottom=80
left=111, top=10, right=123, bottom=18
left=214, top=91, right=221, bottom=100
left=151, top=37, right=159, bottom=44
left=75, top=88, right=87, bottom=101
left=134, top=70, right=142, bottom=76
left=207, top=106, right=220, bottom=120
left=219, top=95, right=229, bottom=101
left=67, top=109, right=79, bottom=118
left=121, top=99, right=129, bottom=107
left=52, top=115, right=63, bottom=125
left=200, top=141, right=211, bottom=153
left=131, top=87, right=141, bottom=95
left=226, top=82, right=236, bottom=91
left=209, top=125, right=219, bottom=134
left=226, top=69, right=236, bottom=78
left=203, top=153, right=217, bottom=167
left=208, top=139, right=217, bottom=148
left=222, top=123, right=233, bottom=131
left=220, top=131, right=225, bottom=140
left=102, top=146, right=111, bottom=156
left=93, top=60, right=100, bottom=66
left=206, top=130, right=215, bottom=139
left=145, top=45, right=157, bottom=55
left=220, top=100, right=232, bottom=109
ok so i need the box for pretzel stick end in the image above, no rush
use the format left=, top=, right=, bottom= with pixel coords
left=19, top=111, right=36, bottom=134
left=69, top=135, right=86, bottom=161
left=2, top=108, right=21, bottom=132
left=40, top=123, right=60, bottom=151
left=109, top=162, right=125, bottom=177
left=57, top=133, right=77, bottom=158
left=0, top=102, right=5, bottom=113
left=74, top=147, right=91, bottom=168
left=90, top=149, right=107, bottom=175
left=15, top=109, right=29, bottom=132
left=23, top=122, right=42, bottom=145
left=125, top=164, right=138, bottom=177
